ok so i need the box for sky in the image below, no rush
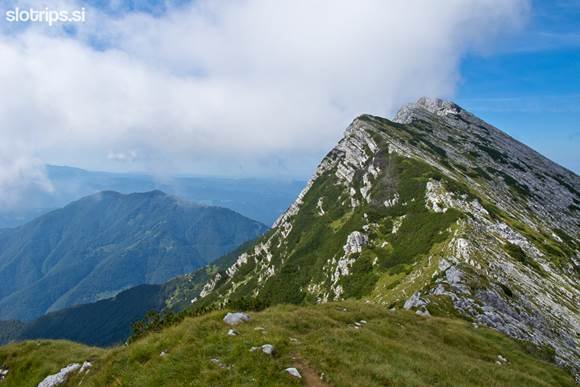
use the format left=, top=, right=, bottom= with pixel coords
left=456, top=0, right=580, bottom=174
left=0, top=0, right=577, bottom=208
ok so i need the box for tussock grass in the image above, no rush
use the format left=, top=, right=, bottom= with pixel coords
left=0, top=301, right=574, bottom=386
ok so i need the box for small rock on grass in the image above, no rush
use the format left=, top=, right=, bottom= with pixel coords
left=250, top=344, right=275, bottom=355
left=261, top=344, right=275, bottom=355
left=210, top=358, right=227, bottom=369
left=227, top=329, right=238, bottom=336
left=285, top=367, right=302, bottom=378
left=223, top=312, right=250, bottom=326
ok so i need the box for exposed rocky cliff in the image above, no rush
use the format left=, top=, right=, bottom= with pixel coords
left=192, top=97, right=579, bottom=375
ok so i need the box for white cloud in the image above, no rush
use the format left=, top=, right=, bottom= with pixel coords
left=0, top=0, right=529, bottom=206
left=0, top=146, right=53, bottom=208
left=107, top=150, right=139, bottom=163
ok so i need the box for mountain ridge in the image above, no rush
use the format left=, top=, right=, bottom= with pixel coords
left=0, top=166, right=305, bottom=228
left=191, top=97, right=579, bottom=374
left=0, top=190, right=268, bottom=320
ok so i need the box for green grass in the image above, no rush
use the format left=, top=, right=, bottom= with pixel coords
left=0, top=341, right=103, bottom=387
left=0, top=301, right=574, bottom=386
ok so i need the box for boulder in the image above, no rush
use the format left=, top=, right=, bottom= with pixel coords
left=38, top=363, right=81, bottom=387
left=223, top=312, right=250, bottom=326
left=261, top=344, right=275, bottom=355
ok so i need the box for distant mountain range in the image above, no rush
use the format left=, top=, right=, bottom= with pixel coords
left=0, top=190, right=267, bottom=321
left=0, top=165, right=305, bottom=228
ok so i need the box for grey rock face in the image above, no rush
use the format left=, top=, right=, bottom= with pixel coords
left=404, top=292, right=427, bottom=310
left=37, top=363, right=81, bottom=387
left=394, top=97, right=578, bottom=234
left=389, top=98, right=580, bottom=375
left=343, top=231, right=368, bottom=255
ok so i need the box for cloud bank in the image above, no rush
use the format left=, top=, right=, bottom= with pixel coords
left=0, top=0, right=529, bottom=206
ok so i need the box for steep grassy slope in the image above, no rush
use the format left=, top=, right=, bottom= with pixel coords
left=0, top=190, right=267, bottom=320
left=0, top=301, right=574, bottom=386
left=191, top=98, right=579, bottom=374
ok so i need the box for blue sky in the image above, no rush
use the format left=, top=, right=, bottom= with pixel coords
left=456, top=0, right=580, bottom=172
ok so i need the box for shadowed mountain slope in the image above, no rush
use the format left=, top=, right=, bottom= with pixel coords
left=0, top=190, right=267, bottom=320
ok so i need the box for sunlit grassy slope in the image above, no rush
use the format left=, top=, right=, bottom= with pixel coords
left=0, top=301, right=574, bottom=386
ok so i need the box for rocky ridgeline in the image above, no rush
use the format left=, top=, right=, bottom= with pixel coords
left=393, top=97, right=578, bottom=235
left=194, top=98, right=579, bottom=376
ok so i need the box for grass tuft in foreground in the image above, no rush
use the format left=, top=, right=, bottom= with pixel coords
left=0, top=301, right=574, bottom=386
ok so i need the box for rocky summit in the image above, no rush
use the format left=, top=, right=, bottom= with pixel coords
left=193, top=97, right=579, bottom=375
